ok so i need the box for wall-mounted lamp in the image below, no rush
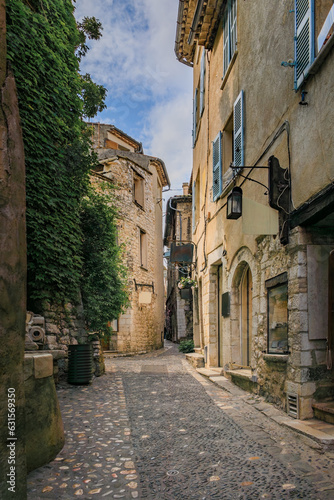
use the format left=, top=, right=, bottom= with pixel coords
left=226, top=156, right=290, bottom=245
left=227, top=187, right=242, bottom=219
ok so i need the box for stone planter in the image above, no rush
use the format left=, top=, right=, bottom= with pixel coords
left=180, top=288, right=192, bottom=300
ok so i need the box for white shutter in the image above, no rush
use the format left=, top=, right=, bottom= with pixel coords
left=212, top=131, right=222, bottom=201
left=233, top=90, right=244, bottom=168
left=200, top=50, right=205, bottom=116
left=294, top=0, right=314, bottom=90
left=192, top=180, right=196, bottom=232
left=192, top=88, right=198, bottom=148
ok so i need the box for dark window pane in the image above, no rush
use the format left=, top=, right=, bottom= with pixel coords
left=268, top=283, right=288, bottom=354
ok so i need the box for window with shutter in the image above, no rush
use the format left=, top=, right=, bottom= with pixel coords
left=192, top=180, right=196, bottom=232
left=200, top=50, right=206, bottom=116
left=223, top=0, right=238, bottom=78
left=230, top=0, right=237, bottom=56
left=233, top=90, right=244, bottom=169
left=294, top=0, right=314, bottom=90
left=212, top=131, right=222, bottom=201
left=223, top=9, right=230, bottom=76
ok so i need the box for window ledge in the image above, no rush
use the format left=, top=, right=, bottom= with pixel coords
left=263, top=354, right=289, bottom=363
left=221, top=50, right=238, bottom=91
left=309, top=33, right=334, bottom=77
left=217, top=166, right=240, bottom=201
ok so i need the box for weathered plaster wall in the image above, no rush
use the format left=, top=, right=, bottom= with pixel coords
left=189, top=0, right=334, bottom=418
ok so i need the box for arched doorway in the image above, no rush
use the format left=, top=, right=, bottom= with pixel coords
left=240, top=265, right=252, bottom=367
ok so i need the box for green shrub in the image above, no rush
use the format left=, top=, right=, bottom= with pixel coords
left=178, top=340, right=195, bottom=353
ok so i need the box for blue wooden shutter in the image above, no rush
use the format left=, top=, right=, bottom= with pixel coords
left=294, top=0, right=314, bottom=90
left=223, top=7, right=230, bottom=76
left=192, top=88, right=198, bottom=148
left=192, top=180, right=196, bottom=232
left=200, top=50, right=205, bottom=116
left=230, top=0, right=237, bottom=57
left=212, top=131, right=222, bottom=201
left=233, top=90, right=244, bottom=168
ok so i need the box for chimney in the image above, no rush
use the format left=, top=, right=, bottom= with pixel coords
left=182, top=182, right=189, bottom=196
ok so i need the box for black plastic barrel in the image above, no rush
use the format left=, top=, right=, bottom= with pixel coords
left=68, top=344, right=93, bottom=385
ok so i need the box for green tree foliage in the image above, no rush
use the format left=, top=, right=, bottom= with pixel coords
left=76, top=15, right=103, bottom=60
left=81, top=73, right=107, bottom=118
left=80, top=185, right=129, bottom=337
left=6, top=0, right=126, bottom=331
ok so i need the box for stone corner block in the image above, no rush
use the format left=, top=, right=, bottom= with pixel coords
left=33, top=354, right=53, bottom=379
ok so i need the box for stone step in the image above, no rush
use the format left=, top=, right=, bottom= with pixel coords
left=185, top=352, right=205, bottom=369
left=312, top=401, right=334, bottom=425
left=225, top=369, right=257, bottom=393
left=197, top=367, right=224, bottom=378
left=194, top=348, right=203, bottom=354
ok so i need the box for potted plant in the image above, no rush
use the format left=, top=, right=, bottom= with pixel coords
left=177, top=277, right=198, bottom=289
left=178, top=277, right=197, bottom=299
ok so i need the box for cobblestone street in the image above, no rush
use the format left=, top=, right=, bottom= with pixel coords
left=27, top=342, right=334, bottom=499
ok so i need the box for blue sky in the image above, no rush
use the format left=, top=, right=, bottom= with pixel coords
left=75, top=0, right=193, bottom=195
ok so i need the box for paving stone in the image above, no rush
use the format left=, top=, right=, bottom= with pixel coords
left=27, top=341, right=334, bottom=499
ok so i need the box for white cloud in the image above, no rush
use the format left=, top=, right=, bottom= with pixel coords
left=75, top=0, right=191, bottom=97
left=143, top=93, right=193, bottom=189
left=75, top=0, right=193, bottom=190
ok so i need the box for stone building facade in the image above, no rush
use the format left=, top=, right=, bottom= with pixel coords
left=91, top=124, right=170, bottom=353
left=164, top=183, right=193, bottom=342
left=175, top=0, right=334, bottom=420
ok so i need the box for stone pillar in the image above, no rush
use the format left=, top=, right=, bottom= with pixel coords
left=0, top=1, right=27, bottom=496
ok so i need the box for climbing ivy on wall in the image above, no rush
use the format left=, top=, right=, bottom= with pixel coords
left=6, top=0, right=128, bottom=329
left=6, top=0, right=90, bottom=306
left=80, top=184, right=129, bottom=337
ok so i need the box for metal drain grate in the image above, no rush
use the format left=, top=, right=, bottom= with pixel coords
left=287, top=393, right=299, bottom=419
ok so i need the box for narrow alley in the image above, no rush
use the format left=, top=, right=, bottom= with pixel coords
left=27, top=342, right=334, bottom=500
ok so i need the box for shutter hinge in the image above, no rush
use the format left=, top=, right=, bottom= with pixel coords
left=281, top=60, right=296, bottom=67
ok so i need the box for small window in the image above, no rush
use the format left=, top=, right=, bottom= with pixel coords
left=192, top=86, right=200, bottom=147
left=140, top=229, right=148, bottom=269
left=108, top=318, right=118, bottom=332
left=134, top=174, right=144, bottom=208
left=192, top=171, right=200, bottom=231
left=266, top=273, right=289, bottom=354
left=223, top=0, right=237, bottom=78
left=200, top=49, right=206, bottom=116
left=223, top=113, right=234, bottom=173
left=212, top=131, right=222, bottom=201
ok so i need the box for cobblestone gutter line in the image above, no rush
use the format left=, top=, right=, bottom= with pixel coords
left=27, top=374, right=140, bottom=500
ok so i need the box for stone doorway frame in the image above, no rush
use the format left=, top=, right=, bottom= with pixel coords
left=228, top=247, right=259, bottom=369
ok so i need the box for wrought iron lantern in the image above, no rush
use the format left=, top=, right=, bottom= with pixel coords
left=227, top=187, right=242, bottom=219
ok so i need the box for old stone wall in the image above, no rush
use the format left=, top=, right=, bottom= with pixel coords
left=95, top=152, right=165, bottom=353
left=196, top=227, right=334, bottom=418
left=165, top=196, right=193, bottom=342
left=40, top=300, right=87, bottom=376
